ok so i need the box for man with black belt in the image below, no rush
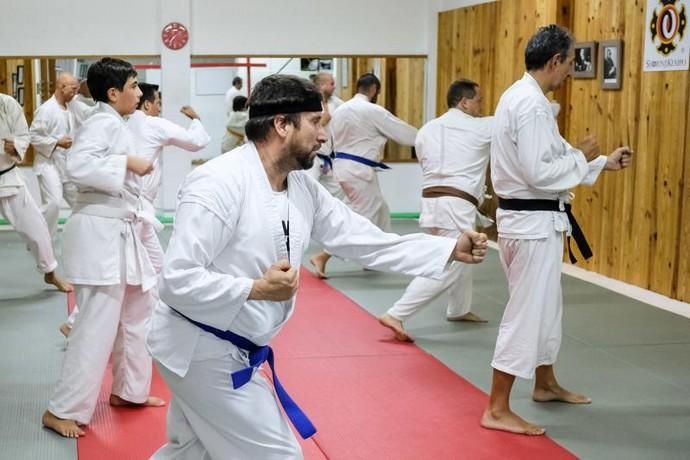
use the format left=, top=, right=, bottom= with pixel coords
left=0, top=92, right=71, bottom=292
left=480, top=24, right=632, bottom=436
left=379, top=79, right=492, bottom=342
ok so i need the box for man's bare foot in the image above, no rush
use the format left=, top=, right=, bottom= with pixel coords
left=378, top=313, right=413, bottom=342
left=59, top=322, right=72, bottom=338
left=44, top=272, right=73, bottom=293
left=533, top=386, right=591, bottom=404
left=480, top=408, right=545, bottom=436
left=309, top=252, right=330, bottom=279
left=42, top=410, right=85, bottom=438
left=446, top=311, right=488, bottom=323
left=109, top=394, right=166, bottom=407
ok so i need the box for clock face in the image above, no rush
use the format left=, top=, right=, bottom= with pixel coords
left=161, top=22, right=189, bottom=50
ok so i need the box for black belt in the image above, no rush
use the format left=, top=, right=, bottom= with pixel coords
left=498, top=198, right=592, bottom=264
left=0, top=164, right=17, bottom=177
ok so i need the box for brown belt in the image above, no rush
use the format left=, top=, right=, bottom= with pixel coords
left=421, top=186, right=478, bottom=207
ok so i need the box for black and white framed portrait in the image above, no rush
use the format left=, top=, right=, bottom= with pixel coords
left=600, top=39, right=623, bottom=90
left=572, top=41, right=597, bottom=78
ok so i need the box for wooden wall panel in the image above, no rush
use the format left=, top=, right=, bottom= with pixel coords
left=437, top=0, right=690, bottom=302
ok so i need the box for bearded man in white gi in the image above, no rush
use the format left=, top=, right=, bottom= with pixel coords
left=307, top=72, right=347, bottom=277
left=42, top=57, right=164, bottom=438
left=379, top=79, right=492, bottom=342
left=0, top=93, right=71, bottom=292
left=29, top=72, right=80, bottom=239
left=480, top=25, right=632, bottom=436
left=59, top=82, right=210, bottom=337
left=314, top=73, right=417, bottom=278
left=146, top=74, right=489, bottom=459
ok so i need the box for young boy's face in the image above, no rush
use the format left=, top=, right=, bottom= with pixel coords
left=111, top=76, right=142, bottom=116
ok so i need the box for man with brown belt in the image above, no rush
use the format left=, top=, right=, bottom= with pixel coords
left=379, top=80, right=493, bottom=342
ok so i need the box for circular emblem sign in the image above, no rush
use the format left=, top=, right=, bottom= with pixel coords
left=161, top=22, right=189, bottom=50
left=650, top=1, right=687, bottom=55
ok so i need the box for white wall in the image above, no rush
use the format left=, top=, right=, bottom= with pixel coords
left=191, top=0, right=429, bottom=56
left=1, top=0, right=429, bottom=57
left=0, top=0, right=160, bottom=56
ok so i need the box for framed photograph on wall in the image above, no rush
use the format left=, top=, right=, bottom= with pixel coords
left=600, top=39, right=623, bottom=90
left=300, top=58, right=320, bottom=72
left=16, top=65, right=24, bottom=85
left=572, top=41, right=597, bottom=78
left=17, top=87, right=24, bottom=106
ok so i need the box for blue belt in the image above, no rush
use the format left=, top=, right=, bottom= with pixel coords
left=335, top=152, right=391, bottom=170
left=316, top=153, right=333, bottom=173
left=316, top=153, right=333, bottom=169
left=170, top=307, right=317, bottom=439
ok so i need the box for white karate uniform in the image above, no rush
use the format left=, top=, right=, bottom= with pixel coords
left=0, top=94, right=57, bottom=274
left=220, top=110, right=248, bottom=153
left=127, top=110, right=210, bottom=272
left=29, top=95, right=78, bottom=237
left=490, top=73, right=607, bottom=379
left=331, top=93, right=417, bottom=231
left=47, top=102, right=157, bottom=425
left=147, top=143, right=457, bottom=459
left=388, top=109, right=493, bottom=321
left=306, top=95, right=346, bottom=201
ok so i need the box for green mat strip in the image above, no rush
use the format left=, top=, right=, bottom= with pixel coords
left=0, top=213, right=420, bottom=227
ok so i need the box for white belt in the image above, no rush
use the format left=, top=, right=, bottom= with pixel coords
left=73, top=192, right=137, bottom=220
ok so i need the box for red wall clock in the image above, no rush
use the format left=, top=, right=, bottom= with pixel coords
left=161, top=22, right=189, bottom=50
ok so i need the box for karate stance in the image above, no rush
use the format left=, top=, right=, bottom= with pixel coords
left=59, top=82, right=210, bottom=337
left=147, top=74, right=489, bottom=459
left=315, top=73, right=418, bottom=277
left=480, top=25, right=632, bottom=435
left=380, top=79, right=493, bottom=341
left=0, top=92, right=71, bottom=292
left=43, top=58, right=164, bottom=438
left=30, top=72, right=80, bottom=239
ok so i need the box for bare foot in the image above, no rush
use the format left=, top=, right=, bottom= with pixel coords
left=44, top=272, right=73, bottom=293
left=109, top=394, right=166, bottom=407
left=59, top=323, right=72, bottom=338
left=378, top=313, right=413, bottom=342
left=480, top=408, right=545, bottom=436
left=446, top=312, right=488, bottom=323
left=309, top=252, right=330, bottom=279
left=42, top=410, right=85, bottom=438
left=533, top=386, right=591, bottom=404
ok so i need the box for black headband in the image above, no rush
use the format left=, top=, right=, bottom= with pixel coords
left=248, top=97, right=323, bottom=119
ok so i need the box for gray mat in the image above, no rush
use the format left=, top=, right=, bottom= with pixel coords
left=307, top=220, right=690, bottom=460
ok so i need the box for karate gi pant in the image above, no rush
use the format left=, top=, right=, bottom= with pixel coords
left=491, top=231, right=563, bottom=380
left=153, top=333, right=302, bottom=460
left=48, top=282, right=153, bottom=424
left=387, top=226, right=473, bottom=321
left=0, top=186, right=57, bottom=274
left=37, top=163, right=77, bottom=238
left=337, top=169, right=391, bottom=232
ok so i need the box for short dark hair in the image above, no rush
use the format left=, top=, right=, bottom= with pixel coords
left=524, top=24, right=574, bottom=71
left=87, top=57, right=138, bottom=103
left=447, top=79, right=478, bottom=109
left=232, top=76, right=242, bottom=87
left=232, top=95, right=248, bottom=112
left=245, top=74, right=321, bottom=142
left=356, top=73, right=381, bottom=92
left=137, top=82, right=159, bottom=109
